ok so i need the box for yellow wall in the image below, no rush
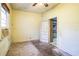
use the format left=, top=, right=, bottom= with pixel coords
left=6, top=3, right=12, bottom=41
left=0, top=4, right=1, bottom=39
left=11, top=10, right=42, bottom=42
left=42, top=3, right=79, bottom=55
left=0, top=3, right=12, bottom=56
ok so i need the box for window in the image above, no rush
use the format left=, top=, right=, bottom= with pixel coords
left=1, top=3, right=10, bottom=39
left=1, top=6, right=7, bottom=27
left=1, top=3, right=10, bottom=28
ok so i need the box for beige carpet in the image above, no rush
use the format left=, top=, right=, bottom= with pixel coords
left=7, top=41, right=42, bottom=56
left=7, top=40, right=70, bottom=56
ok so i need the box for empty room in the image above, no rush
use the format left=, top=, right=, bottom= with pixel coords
left=0, top=3, right=79, bottom=56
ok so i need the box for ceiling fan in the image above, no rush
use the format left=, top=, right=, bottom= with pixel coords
left=32, top=3, right=48, bottom=7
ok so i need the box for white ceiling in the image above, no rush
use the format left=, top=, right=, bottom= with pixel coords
left=10, top=3, right=58, bottom=13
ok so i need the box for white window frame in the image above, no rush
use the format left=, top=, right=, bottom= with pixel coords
left=1, top=5, right=8, bottom=28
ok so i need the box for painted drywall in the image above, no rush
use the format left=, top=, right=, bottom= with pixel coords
left=0, top=3, right=1, bottom=39
left=11, top=10, right=42, bottom=42
left=42, top=4, right=79, bottom=56
left=0, top=3, right=12, bottom=56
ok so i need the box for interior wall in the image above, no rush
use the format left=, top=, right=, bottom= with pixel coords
left=11, top=10, right=42, bottom=42
left=42, top=3, right=79, bottom=56
left=0, top=6, right=1, bottom=39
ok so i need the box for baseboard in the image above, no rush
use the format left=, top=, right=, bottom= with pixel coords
left=50, top=43, right=72, bottom=56
left=58, top=48, right=72, bottom=56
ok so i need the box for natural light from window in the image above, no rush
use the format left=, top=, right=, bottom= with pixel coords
left=1, top=6, right=8, bottom=27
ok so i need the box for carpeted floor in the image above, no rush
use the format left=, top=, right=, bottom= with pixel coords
left=6, top=40, right=69, bottom=56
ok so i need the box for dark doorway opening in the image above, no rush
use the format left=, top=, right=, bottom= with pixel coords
left=50, top=17, right=57, bottom=43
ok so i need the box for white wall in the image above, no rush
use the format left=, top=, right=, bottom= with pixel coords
left=12, top=10, right=42, bottom=42
left=42, top=4, right=79, bottom=56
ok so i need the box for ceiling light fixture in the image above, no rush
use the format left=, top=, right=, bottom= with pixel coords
left=32, top=3, right=48, bottom=7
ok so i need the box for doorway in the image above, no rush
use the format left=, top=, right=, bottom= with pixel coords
left=49, top=17, right=57, bottom=44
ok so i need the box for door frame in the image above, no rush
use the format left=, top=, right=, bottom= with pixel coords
left=49, top=17, right=57, bottom=45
